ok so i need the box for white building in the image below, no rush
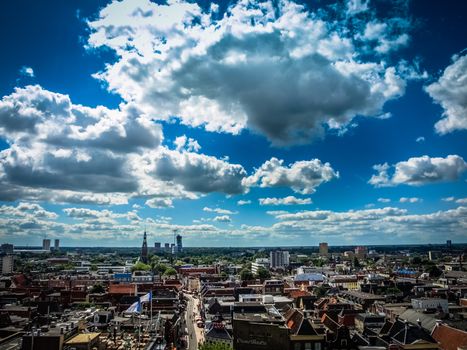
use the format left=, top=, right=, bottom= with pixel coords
left=411, top=298, right=449, bottom=313
left=251, top=258, right=270, bottom=275
left=0, top=255, right=14, bottom=274
left=269, top=251, right=290, bottom=269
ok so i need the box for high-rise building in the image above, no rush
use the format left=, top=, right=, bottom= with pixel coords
left=0, top=254, right=14, bottom=274
left=0, top=244, right=14, bottom=254
left=170, top=243, right=175, bottom=255
left=164, top=243, right=170, bottom=252
left=319, top=242, right=328, bottom=256
left=54, top=239, right=60, bottom=251
left=141, top=231, right=148, bottom=264
left=176, top=234, right=183, bottom=253
left=447, top=240, right=452, bottom=249
left=154, top=242, right=161, bottom=253
left=42, top=239, right=51, bottom=251
left=269, top=250, right=290, bottom=269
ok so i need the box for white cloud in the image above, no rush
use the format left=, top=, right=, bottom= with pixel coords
left=147, top=149, right=247, bottom=195
left=174, top=135, right=201, bottom=152
left=416, top=136, right=425, bottom=143
left=145, top=198, right=174, bottom=208
left=0, top=85, right=248, bottom=205
left=19, top=66, right=34, bottom=77
left=267, top=206, right=467, bottom=243
left=213, top=215, right=232, bottom=222
left=244, top=157, right=338, bottom=194
left=87, top=0, right=410, bottom=145
left=443, top=197, right=467, bottom=204
left=369, top=155, right=467, bottom=187
left=377, top=198, right=391, bottom=203
left=237, top=199, right=251, bottom=206
left=203, top=207, right=237, bottom=215
left=399, top=197, right=422, bottom=203
left=259, top=196, right=312, bottom=206
left=425, top=53, right=467, bottom=134
left=346, top=0, right=369, bottom=15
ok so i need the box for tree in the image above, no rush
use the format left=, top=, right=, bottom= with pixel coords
left=353, top=257, right=361, bottom=268
left=315, top=285, right=328, bottom=298
left=425, top=264, right=442, bottom=278
left=199, top=343, right=233, bottom=350
left=90, top=284, right=105, bottom=294
left=239, top=268, right=254, bottom=281
left=164, top=267, right=177, bottom=277
left=154, top=263, right=168, bottom=275
left=386, top=287, right=402, bottom=295
left=255, top=267, right=271, bottom=280
left=132, top=262, right=151, bottom=272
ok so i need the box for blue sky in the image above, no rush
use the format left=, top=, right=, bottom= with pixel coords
left=0, top=0, right=466, bottom=247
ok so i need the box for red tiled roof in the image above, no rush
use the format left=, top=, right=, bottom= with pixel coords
left=432, top=324, right=467, bottom=350
left=289, top=290, right=311, bottom=299
left=108, top=284, right=136, bottom=295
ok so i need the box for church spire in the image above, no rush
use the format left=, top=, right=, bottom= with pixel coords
left=141, top=230, right=148, bottom=264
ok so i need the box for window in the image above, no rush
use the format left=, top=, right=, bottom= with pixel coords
left=305, top=343, right=312, bottom=350
left=294, top=343, right=301, bottom=350
left=314, top=343, right=321, bottom=350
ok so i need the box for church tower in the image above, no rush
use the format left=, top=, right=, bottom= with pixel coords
left=141, top=231, right=148, bottom=264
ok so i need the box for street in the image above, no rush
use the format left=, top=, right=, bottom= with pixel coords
left=185, top=294, right=204, bottom=350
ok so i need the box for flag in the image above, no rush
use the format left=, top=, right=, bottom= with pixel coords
left=140, top=291, right=152, bottom=303
left=125, top=300, right=141, bottom=313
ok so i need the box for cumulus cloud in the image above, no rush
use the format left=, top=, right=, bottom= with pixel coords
left=203, top=207, right=237, bottom=215
left=346, top=0, right=369, bottom=15
left=416, top=136, right=425, bottom=143
left=259, top=196, right=312, bottom=206
left=399, top=197, right=422, bottom=203
left=237, top=199, right=251, bottom=206
left=145, top=198, right=174, bottom=208
left=425, top=53, right=467, bottom=134
left=87, top=0, right=410, bottom=145
left=148, top=149, right=247, bottom=195
left=0, top=85, right=249, bottom=205
left=174, top=135, right=201, bottom=152
left=19, top=66, right=34, bottom=77
left=377, top=198, right=391, bottom=203
left=267, top=206, right=467, bottom=243
left=369, top=155, right=467, bottom=187
left=213, top=215, right=232, bottom=222
left=443, top=197, right=467, bottom=204
left=244, top=157, right=338, bottom=194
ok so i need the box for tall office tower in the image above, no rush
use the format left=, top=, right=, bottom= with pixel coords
left=447, top=240, right=452, bottom=250
left=176, top=234, right=183, bottom=253
left=0, top=254, right=13, bottom=274
left=165, top=243, right=170, bottom=252
left=141, top=231, right=148, bottom=264
left=269, top=250, right=290, bottom=269
left=42, top=239, right=51, bottom=251
left=54, top=239, right=60, bottom=251
left=319, top=242, right=329, bottom=256
left=170, top=243, right=175, bottom=254
left=154, top=242, right=161, bottom=253
left=0, top=244, right=14, bottom=254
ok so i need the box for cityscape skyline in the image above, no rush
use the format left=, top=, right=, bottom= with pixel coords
left=0, top=0, right=466, bottom=247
